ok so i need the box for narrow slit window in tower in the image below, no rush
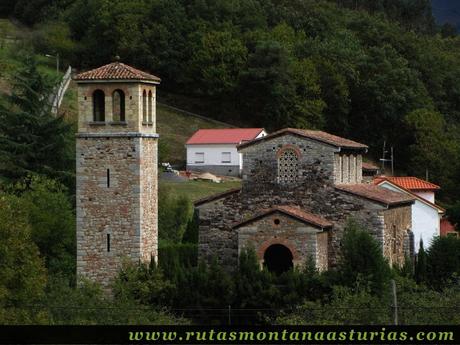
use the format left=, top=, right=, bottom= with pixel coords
left=107, top=169, right=110, bottom=188
left=107, top=234, right=111, bottom=252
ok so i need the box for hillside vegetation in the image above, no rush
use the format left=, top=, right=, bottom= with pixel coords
left=1, top=0, right=459, bottom=204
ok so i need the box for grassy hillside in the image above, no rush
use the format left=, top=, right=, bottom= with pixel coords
left=160, top=179, right=241, bottom=201
left=156, top=103, right=233, bottom=165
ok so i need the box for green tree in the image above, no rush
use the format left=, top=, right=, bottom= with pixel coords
left=426, top=236, right=460, bottom=290
left=0, top=53, right=74, bottom=186
left=14, top=176, right=75, bottom=279
left=0, top=196, right=47, bottom=324
left=338, top=220, right=391, bottom=294
left=414, top=239, right=427, bottom=284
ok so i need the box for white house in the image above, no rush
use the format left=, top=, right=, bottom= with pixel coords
left=374, top=176, right=444, bottom=252
left=186, top=128, right=266, bottom=176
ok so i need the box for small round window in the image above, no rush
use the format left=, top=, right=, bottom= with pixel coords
left=274, top=219, right=281, bottom=225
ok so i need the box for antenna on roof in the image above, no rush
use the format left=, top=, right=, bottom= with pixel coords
left=380, top=141, right=394, bottom=176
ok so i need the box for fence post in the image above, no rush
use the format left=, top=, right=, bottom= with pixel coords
left=391, top=279, right=399, bottom=325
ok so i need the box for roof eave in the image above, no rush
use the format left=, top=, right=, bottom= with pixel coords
left=74, top=78, right=161, bottom=85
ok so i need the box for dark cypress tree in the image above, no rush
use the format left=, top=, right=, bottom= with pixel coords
left=0, top=53, right=74, bottom=186
left=414, top=239, right=427, bottom=284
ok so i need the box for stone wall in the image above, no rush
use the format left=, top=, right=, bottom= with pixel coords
left=382, top=205, right=412, bottom=267
left=140, top=138, right=158, bottom=263
left=77, top=83, right=157, bottom=134
left=197, top=134, right=411, bottom=272
left=236, top=212, right=326, bottom=269
left=197, top=183, right=387, bottom=271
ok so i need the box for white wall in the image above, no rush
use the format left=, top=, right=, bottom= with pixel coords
left=413, top=191, right=435, bottom=203
left=379, top=182, right=440, bottom=252
left=186, top=144, right=241, bottom=167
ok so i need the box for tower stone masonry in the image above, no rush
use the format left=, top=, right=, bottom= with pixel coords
left=74, top=62, right=160, bottom=288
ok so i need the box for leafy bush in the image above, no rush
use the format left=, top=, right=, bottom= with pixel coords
left=337, top=220, right=391, bottom=294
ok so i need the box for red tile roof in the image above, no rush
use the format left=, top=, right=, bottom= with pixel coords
left=186, top=128, right=264, bottom=145
left=194, top=188, right=241, bottom=206
left=374, top=178, right=444, bottom=212
left=74, top=62, right=161, bottom=82
left=238, top=128, right=368, bottom=150
left=232, top=205, right=333, bottom=229
left=373, top=176, right=440, bottom=191
left=335, top=184, right=415, bottom=206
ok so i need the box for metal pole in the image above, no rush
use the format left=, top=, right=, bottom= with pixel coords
left=391, top=147, right=394, bottom=176
left=382, top=141, right=386, bottom=171
left=391, top=279, right=398, bottom=325
left=228, top=305, right=231, bottom=325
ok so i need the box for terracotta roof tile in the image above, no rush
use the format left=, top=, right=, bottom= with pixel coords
left=74, top=62, right=161, bottom=82
left=374, top=179, right=444, bottom=212
left=374, top=176, right=440, bottom=191
left=335, top=184, right=415, bottom=206
left=238, top=128, right=367, bottom=150
left=186, top=128, right=264, bottom=145
left=232, top=205, right=333, bottom=229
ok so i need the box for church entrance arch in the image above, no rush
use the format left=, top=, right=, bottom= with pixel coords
left=263, top=244, right=293, bottom=274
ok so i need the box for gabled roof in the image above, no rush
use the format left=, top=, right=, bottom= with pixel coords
left=232, top=205, right=333, bottom=229
left=374, top=179, right=445, bottom=213
left=74, top=62, right=161, bottom=83
left=335, top=184, right=415, bottom=207
left=373, top=176, right=440, bottom=191
left=237, top=128, right=368, bottom=151
left=186, top=128, right=265, bottom=145
left=194, top=188, right=241, bottom=206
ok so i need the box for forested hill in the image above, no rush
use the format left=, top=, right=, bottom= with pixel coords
left=1, top=0, right=460, bottom=203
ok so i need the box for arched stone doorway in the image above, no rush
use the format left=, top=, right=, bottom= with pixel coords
left=263, top=244, right=293, bottom=274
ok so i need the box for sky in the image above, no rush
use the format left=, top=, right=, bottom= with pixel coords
left=431, top=0, right=460, bottom=31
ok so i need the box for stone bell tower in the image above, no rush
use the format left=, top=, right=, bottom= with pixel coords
left=74, top=61, right=160, bottom=288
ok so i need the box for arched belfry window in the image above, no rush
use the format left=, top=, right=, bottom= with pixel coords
left=148, top=90, right=153, bottom=123
left=93, top=90, right=105, bottom=122
left=277, top=148, right=299, bottom=184
left=112, top=89, right=125, bottom=122
left=142, top=90, right=147, bottom=123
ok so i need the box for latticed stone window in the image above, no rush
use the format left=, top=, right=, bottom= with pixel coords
left=277, top=149, right=299, bottom=184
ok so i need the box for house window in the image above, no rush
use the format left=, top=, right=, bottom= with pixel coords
left=112, top=89, right=125, bottom=122
left=195, top=152, right=205, bottom=164
left=92, top=90, right=105, bottom=121
left=447, top=232, right=458, bottom=238
left=221, top=152, right=231, bottom=163
left=278, top=148, right=299, bottom=184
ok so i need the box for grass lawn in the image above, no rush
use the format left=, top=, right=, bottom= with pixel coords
left=157, top=103, right=232, bottom=165
left=159, top=179, right=241, bottom=201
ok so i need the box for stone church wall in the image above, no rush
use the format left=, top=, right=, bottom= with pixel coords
left=236, top=213, right=326, bottom=269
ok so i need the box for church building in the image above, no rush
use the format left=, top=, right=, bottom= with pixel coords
left=195, top=128, right=415, bottom=273
left=74, top=61, right=160, bottom=288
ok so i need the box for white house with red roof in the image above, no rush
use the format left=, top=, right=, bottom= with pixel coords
left=186, top=128, right=266, bottom=176
left=374, top=176, right=444, bottom=252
